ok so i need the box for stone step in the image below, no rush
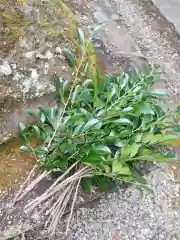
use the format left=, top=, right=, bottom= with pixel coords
left=0, top=94, right=56, bottom=144
left=151, top=0, right=180, bottom=35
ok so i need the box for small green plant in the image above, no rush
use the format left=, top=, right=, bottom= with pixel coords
left=15, top=28, right=179, bottom=235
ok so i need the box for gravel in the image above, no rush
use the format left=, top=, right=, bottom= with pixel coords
left=65, top=169, right=180, bottom=240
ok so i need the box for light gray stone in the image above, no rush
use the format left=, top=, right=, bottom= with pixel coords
left=152, top=0, right=180, bottom=35
left=55, top=47, right=62, bottom=54
left=0, top=61, right=12, bottom=76
left=36, top=52, right=48, bottom=60
left=45, top=51, right=53, bottom=60
left=24, top=51, right=37, bottom=59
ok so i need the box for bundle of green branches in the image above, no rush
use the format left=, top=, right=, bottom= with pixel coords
left=14, top=28, right=180, bottom=235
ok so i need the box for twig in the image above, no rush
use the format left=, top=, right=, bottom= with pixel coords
left=25, top=167, right=90, bottom=212
left=44, top=160, right=79, bottom=195
left=49, top=183, right=75, bottom=236
left=65, top=178, right=81, bottom=234
left=47, top=187, right=69, bottom=230
left=47, top=41, right=89, bottom=148
left=13, top=165, right=37, bottom=204
left=46, top=183, right=71, bottom=216
left=24, top=163, right=80, bottom=211
left=15, top=170, right=51, bottom=202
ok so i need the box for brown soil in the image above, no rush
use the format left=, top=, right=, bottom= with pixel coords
left=0, top=139, right=32, bottom=194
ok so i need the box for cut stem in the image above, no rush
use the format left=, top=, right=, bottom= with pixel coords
left=65, top=178, right=81, bottom=234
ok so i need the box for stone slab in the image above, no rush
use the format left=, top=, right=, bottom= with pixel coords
left=152, top=0, right=180, bottom=34
left=89, top=0, right=146, bottom=72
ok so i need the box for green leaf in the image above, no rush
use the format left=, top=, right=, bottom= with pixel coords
left=165, top=153, right=176, bottom=158
left=161, top=134, right=177, bottom=142
left=80, top=89, right=93, bottom=104
left=112, top=160, right=131, bottom=175
left=18, top=122, right=26, bottom=133
left=149, top=90, right=168, bottom=97
left=114, top=140, right=124, bottom=147
left=120, top=73, right=129, bottom=90
left=94, top=98, right=104, bottom=109
left=79, top=108, right=92, bottom=118
left=73, top=123, right=85, bottom=135
left=62, top=48, right=76, bottom=67
left=114, top=149, right=120, bottom=158
left=142, top=133, right=154, bottom=143
left=134, top=102, right=154, bottom=115
left=113, top=118, right=132, bottom=126
left=77, top=28, right=85, bottom=44
left=20, top=146, right=32, bottom=152
left=93, top=49, right=105, bottom=55
left=93, top=145, right=111, bottom=154
left=41, top=160, right=67, bottom=169
left=68, top=113, right=84, bottom=124
left=106, top=85, right=117, bottom=102
left=104, top=165, right=111, bottom=173
left=109, top=130, right=116, bottom=138
left=60, top=143, right=75, bottom=152
left=176, top=105, right=180, bottom=114
left=149, top=134, right=164, bottom=144
left=140, top=149, right=152, bottom=155
left=137, top=154, right=170, bottom=163
left=135, top=133, right=143, bottom=143
left=40, top=113, right=46, bottom=123
left=32, top=126, right=41, bottom=137
left=93, top=176, right=109, bottom=192
left=83, top=153, right=104, bottom=165
left=81, top=178, right=93, bottom=195
left=133, top=86, right=141, bottom=93
left=142, top=62, right=151, bottom=76
left=142, top=133, right=176, bottom=145
left=122, top=107, right=133, bottom=112
left=97, top=109, right=105, bottom=117
left=130, top=143, right=139, bottom=157
left=173, top=125, right=180, bottom=133
left=35, top=146, right=48, bottom=155
left=83, top=119, right=100, bottom=131
left=120, top=145, right=131, bottom=159
left=62, top=79, right=69, bottom=96
left=82, top=79, right=92, bottom=87
left=83, top=63, right=89, bottom=74
left=71, top=85, right=80, bottom=105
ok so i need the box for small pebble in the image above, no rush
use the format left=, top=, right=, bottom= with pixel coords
left=55, top=47, right=62, bottom=54
left=45, top=50, right=53, bottom=60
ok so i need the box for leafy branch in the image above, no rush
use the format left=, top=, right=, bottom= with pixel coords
left=14, top=28, right=180, bottom=236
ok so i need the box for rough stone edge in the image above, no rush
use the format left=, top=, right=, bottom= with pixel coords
left=149, top=0, right=180, bottom=37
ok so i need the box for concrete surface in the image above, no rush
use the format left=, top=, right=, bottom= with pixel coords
left=1, top=0, right=180, bottom=239
left=152, top=0, right=180, bottom=35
